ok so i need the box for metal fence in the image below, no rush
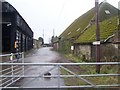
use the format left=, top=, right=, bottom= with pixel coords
left=0, top=53, right=120, bottom=89
left=0, top=52, right=24, bottom=88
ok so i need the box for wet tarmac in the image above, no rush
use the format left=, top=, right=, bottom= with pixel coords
left=13, top=47, right=64, bottom=88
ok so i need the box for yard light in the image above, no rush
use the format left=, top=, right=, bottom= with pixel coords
left=7, top=23, right=11, bottom=26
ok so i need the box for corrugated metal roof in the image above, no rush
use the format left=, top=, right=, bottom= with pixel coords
left=0, top=0, right=7, bottom=2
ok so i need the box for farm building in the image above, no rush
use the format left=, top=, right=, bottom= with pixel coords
left=33, top=37, right=44, bottom=49
left=0, top=0, right=34, bottom=86
left=1, top=0, right=33, bottom=53
left=54, top=2, right=120, bottom=61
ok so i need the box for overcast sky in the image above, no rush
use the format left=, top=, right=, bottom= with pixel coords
left=6, top=0, right=119, bottom=43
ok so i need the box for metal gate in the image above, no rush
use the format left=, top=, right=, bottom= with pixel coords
left=0, top=53, right=120, bottom=89
left=0, top=52, right=24, bottom=89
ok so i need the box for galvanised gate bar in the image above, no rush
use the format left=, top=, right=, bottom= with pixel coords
left=0, top=53, right=120, bottom=89
left=0, top=53, right=24, bottom=89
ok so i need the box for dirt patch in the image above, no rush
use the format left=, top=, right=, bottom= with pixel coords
left=56, top=54, right=86, bottom=74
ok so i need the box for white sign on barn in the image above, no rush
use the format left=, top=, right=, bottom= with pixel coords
left=71, top=46, right=74, bottom=50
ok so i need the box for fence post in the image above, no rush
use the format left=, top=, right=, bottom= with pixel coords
left=10, top=53, right=14, bottom=83
left=57, top=65, right=60, bottom=89
left=22, top=52, right=24, bottom=76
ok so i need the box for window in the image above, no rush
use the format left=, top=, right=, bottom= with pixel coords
left=105, top=10, right=111, bottom=14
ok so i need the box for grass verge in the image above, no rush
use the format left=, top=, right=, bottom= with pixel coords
left=60, top=54, right=119, bottom=87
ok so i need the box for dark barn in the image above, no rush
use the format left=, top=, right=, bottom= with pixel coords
left=1, top=1, right=33, bottom=53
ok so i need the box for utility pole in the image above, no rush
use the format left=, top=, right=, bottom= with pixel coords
left=0, top=1, right=2, bottom=55
left=95, top=0, right=100, bottom=73
left=118, top=1, right=120, bottom=77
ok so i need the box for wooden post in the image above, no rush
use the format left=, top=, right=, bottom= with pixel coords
left=95, top=0, right=100, bottom=73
